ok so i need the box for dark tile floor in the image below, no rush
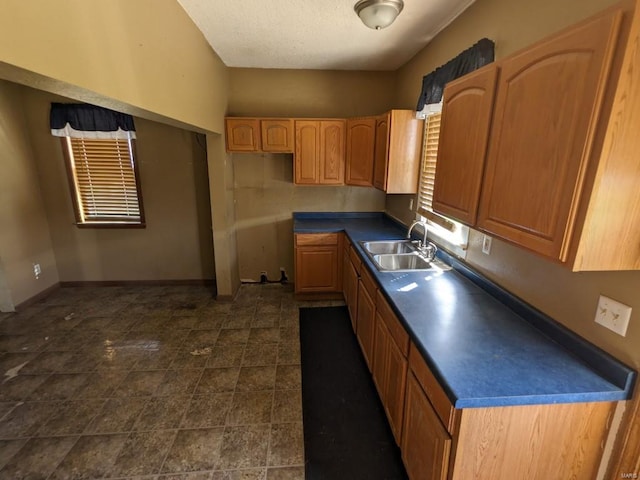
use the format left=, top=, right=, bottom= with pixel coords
left=0, top=283, right=326, bottom=480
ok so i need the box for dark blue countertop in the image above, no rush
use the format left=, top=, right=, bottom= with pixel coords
left=294, top=212, right=636, bottom=408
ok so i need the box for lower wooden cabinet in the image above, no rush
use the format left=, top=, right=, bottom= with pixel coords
left=344, top=247, right=360, bottom=331
left=355, top=267, right=377, bottom=371
left=330, top=242, right=617, bottom=480
left=373, top=291, right=410, bottom=445
left=401, top=371, right=452, bottom=480
left=294, top=233, right=342, bottom=294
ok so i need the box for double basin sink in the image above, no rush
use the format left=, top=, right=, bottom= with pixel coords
left=359, top=240, right=435, bottom=272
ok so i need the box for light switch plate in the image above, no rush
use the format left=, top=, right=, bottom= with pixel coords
left=595, top=295, right=631, bottom=337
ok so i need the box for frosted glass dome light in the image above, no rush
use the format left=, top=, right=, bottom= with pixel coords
left=354, top=0, right=404, bottom=30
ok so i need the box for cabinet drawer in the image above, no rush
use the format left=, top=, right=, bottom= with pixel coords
left=409, top=343, right=456, bottom=433
left=360, top=266, right=377, bottom=298
left=295, top=233, right=339, bottom=246
left=376, top=291, right=409, bottom=357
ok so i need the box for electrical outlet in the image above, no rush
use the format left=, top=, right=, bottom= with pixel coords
left=481, top=235, right=492, bottom=255
left=409, top=198, right=414, bottom=210
left=33, top=263, right=41, bottom=279
left=595, top=295, right=631, bottom=336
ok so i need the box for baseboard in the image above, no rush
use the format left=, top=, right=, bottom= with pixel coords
left=59, top=279, right=216, bottom=288
left=14, top=283, right=61, bottom=312
left=295, top=292, right=345, bottom=301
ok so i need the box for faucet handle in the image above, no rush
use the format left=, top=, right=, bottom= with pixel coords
left=420, top=242, right=437, bottom=262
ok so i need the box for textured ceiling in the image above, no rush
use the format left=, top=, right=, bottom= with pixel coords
left=177, top=0, right=476, bottom=71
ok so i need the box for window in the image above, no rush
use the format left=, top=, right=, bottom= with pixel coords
left=61, top=135, right=145, bottom=227
left=415, top=111, right=469, bottom=257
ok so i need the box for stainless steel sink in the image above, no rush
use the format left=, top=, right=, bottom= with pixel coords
left=359, top=240, right=417, bottom=254
left=372, top=253, right=433, bottom=271
left=358, top=240, right=436, bottom=272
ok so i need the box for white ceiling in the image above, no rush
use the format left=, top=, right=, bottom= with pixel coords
left=177, top=0, right=476, bottom=71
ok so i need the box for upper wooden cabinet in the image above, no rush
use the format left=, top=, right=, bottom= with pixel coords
left=225, top=117, right=293, bottom=153
left=373, top=110, right=424, bottom=194
left=435, top=2, right=640, bottom=270
left=294, top=120, right=345, bottom=185
left=478, top=8, right=623, bottom=265
left=433, top=66, right=498, bottom=224
left=261, top=119, right=294, bottom=152
left=346, top=117, right=376, bottom=186
left=225, top=118, right=260, bottom=152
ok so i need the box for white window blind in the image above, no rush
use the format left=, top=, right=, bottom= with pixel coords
left=63, top=136, right=144, bottom=226
left=416, top=113, right=455, bottom=232
left=417, top=112, right=441, bottom=217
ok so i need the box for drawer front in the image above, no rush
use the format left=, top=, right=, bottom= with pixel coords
left=360, top=265, right=378, bottom=298
left=295, top=233, right=339, bottom=246
left=376, top=291, right=409, bottom=357
left=409, top=343, right=456, bottom=433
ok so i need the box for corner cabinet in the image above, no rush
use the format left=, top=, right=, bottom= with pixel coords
left=294, top=120, right=345, bottom=185
left=373, top=110, right=424, bottom=194
left=294, top=233, right=343, bottom=295
left=435, top=2, right=640, bottom=271
left=345, top=117, right=376, bottom=186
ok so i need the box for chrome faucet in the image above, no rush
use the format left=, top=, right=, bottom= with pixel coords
left=407, top=220, right=428, bottom=247
left=407, top=220, right=437, bottom=261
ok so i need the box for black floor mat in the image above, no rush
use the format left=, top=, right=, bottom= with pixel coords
left=299, top=306, right=408, bottom=480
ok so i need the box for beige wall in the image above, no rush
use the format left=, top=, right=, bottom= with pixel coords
left=0, top=0, right=234, bottom=296
left=233, top=153, right=385, bottom=281
left=0, top=81, right=58, bottom=307
left=228, top=68, right=392, bottom=281
left=229, top=68, right=396, bottom=118
left=0, top=0, right=228, bottom=134
left=389, top=0, right=640, bottom=369
left=21, top=87, right=214, bottom=283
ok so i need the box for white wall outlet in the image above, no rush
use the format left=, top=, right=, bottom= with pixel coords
left=33, top=263, right=41, bottom=279
left=595, top=295, right=631, bottom=336
left=409, top=198, right=414, bottom=211
left=481, top=235, right=492, bottom=255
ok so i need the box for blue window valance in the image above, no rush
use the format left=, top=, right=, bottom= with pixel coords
left=50, top=103, right=136, bottom=140
left=416, top=38, right=495, bottom=113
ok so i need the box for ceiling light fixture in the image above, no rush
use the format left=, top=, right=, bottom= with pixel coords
left=354, top=0, right=404, bottom=30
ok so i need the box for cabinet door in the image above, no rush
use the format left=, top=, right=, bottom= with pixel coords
left=373, top=114, right=390, bottom=190
left=356, top=281, right=376, bottom=371
left=433, top=65, right=498, bottom=225
left=261, top=119, right=293, bottom=152
left=372, top=313, right=388, bottom=397
left=346, top=118, right=376, bottom=186
left=385, top=334, right=408, bottom=445
left=477, top=11, right=622, bottom=260
left=319, top=120, right=346, bottom=185
left=345, top=259, right=359, bottom=331
left=295, top=121, right=319, bottom=184
left=225, top=118, right=260, bottom=152
left=401, top=372, right=451, bottom=480
left=386, top=110, right=424, bottom=194
left=295, top=246, right=340, bottom=293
